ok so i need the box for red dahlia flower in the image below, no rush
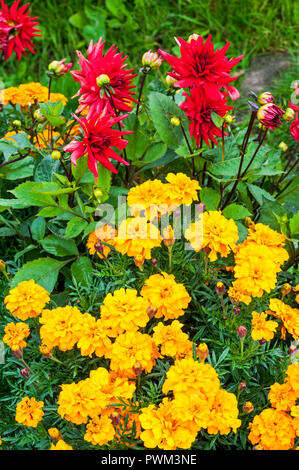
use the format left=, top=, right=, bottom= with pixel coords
left=71, top=37, right=138, bottom=119
left=0, top=0, right=41, bottom=60
left=64, top=111, right=132, bottom=179
left=158, top=35, right=243, bottom=100
left=180, top=87, right=233, bottom=147
left=290, top=116, right=299, bottom=141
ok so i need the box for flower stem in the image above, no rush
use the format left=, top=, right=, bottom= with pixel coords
left=136, top=72, right=147, bottom=116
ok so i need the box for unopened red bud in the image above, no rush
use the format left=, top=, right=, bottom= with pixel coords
left=147, top=305, right=157, bottom=319
left=142, top=50, right=163, bottom=70
left=243, top=401, right=254, bottom=414
left=216, top=282, right=226, bottom=295
left=237, top=326, right=247, bottom=338
left=133, top=363, right=143, bottom=376
left=259, top=339, right=266, bottom=345
left=12, top=347, right=23, bottom=359
left=110, top=412, right=121, bottom=426
left=239, top=382, right=247, bottom=391
left=20, top=368, right=30, bottom=379
left=233, top=306, right=241, bottom=315
left=258, top=92, right=275, bottom=105
left=151, top=258, right=158, bottom=266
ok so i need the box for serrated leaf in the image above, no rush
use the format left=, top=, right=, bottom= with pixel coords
left=222, top=204, right=252, bottom=220
left=200, top=187, right=220, bottom=211
left=31, top=217, right=46, bottom=241
left=65, top=217, right=88, bottom=238
left=10, top=257, right=67, bottom=292
left=71, top=256, right=92, bottom=286
left=41, top=235, right=79, bottom=257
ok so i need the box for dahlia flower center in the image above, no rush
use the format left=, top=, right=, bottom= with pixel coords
left=194, top=54, right=211, bottom=75
left=96, top=74, right=110, bottom=87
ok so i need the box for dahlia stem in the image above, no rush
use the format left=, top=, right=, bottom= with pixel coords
left=276, top=159, right=299, bottom=197
left=221, top=123, right=225, bottom=161
left=277, top=151, right=299, bottom=187
left=136, top=71, right=147, bottom=116
left=0, top=154, right=27, bottom=168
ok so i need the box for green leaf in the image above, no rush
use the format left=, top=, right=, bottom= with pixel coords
left=31, top=217, right=46, bottom=241
left=41, top=235, right=79, bottom=257
left=0, top=157, right=34, bottom=180
left=148, top=92, right=185, bottom=149
left=248, top=184, right=276, bottom=205
left=290, top=212, right=299, bottom=235
left=222, top=204, right=252, bottom=220
left=200, top=187, right=220, bottom=211
left=35, top=155, right=59, bottom=182
left=0, top=198, right=30, bottom=210
left=211, top=111, right=223, bottom=129
left=139, top=149, right=179, bottom=171
left=37, top=206, right=65, bottom=217
left=65, top=217, right=88, bottom=238
left=10, top=257, right=66, bottom=292
left=10, top=182, right=56, bottom=207
left=71, top=256, right=92, bottom=286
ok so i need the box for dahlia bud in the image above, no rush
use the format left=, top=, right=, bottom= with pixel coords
left=257, top=92, right=275, bottom=105
left=33, top=109, right=46, bottom=123
left=170, top=116, right=181, bottom=127
left=223, top=113, right=235, bottom=124
left=12, top=347, right=23, bottom=359
left=96, top=74, right=110, bottom=87
left=233, top=306, right=241, bottom=316
left=109, top=412, right=121, bottom=427
left=278, top=141, right=288, bottom=152
left=237, top=326, right=247, bottom=338
left=187, top=33, right=200, bottom=43
left=0, top=260, right=6, bottom=271
left=142, top=50, right=163, bottom=70
left=257, top=103, right=285, bottom=130
left=243, top=401, right=254, bottom=414
left=283, top=107, right=295, bottom=121
left=133, top=362, right=143, bottom=376
left=238, top=382, right=247, bottom=391
left=94, top=188, right=103, bottom=199
left=20, top=368, right=30, bottom=379
left=12, top=120, right=22, bottom=129
left=147, top=305, right=157, bottom=319
left=165, top=75, right=177, bottom=88
left=216, top=281, right=226, bottom=296
left=196, top=343, right=209, bottom=363
left=48, top=59, right=73, bottom=77
left=51, top=150, right=61, bottom=160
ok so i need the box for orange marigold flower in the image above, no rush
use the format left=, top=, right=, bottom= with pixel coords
left=268, top=381, right=297, bottom=412
left=87, top=225, right=117, bottom=259
left=152, top=320, right=193, bottom=358
left=39, top=306, right=83, bottom=352
left=76, top=313, right=112, bottom=357
left=268, top=299, right=299, bottom=340
left=165, top=172, right=201, bottom=206
left=15, top=397, right=44, bottom=428
left=248, top=408, right=296, bottom=450
left=3, top=322, right=30, bottom=351
left=127, top=179, right=171, bottom=218
left=140, top=272, right=191, bottom=320
left=50, top=440, right=73, bottom=450
left=251, top=311, right=278, bottom=341
left=4, top=279, right=50, bottom=321
left=84, top=415, right=115, bottom=446
left=206, top=389, right=241, bottom=435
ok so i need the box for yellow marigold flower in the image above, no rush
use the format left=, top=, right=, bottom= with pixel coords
left=269, top=299, right=299, bottom=340
left=3, top=322, right=30, bottom=351
left=268, top=381, right=297, bottom=411
left=76, top=313, right=112, bottom=357
left=100, top=288, right=150, bottom=337
left=40, top=343, right=53, bottom=356
left=15, top=397, right=44, bottom=428
left=227, top=285, right=252, bottom=306
left=165, top=172, right=201, bottom=206
left=127, top=179, right=171, bottom=218
left=207, top=389, right=241, bottom=435
left=139, top=398, right=199, bottom=450
left=3, top=87, right=20, bottom=105
left=49, top=93, right=68, bottom=106
left=185, top=211, right=239, bottom=261
left=290, top=405, right=299, bottom=436
left=50, top=440, right=73, bottom=450
left=162, top=357, right=220, bottom=403
left=251, top=311, right=278, bottom=341
left=107, top=331, right=160, bottom=378
left=84, top=415, right=115, bottom=446
left=113, top=217, right=161, bottom=260
left=152, top=320, right=193, bottom=358
left=243, top=401, right=254, bottom=414
left=281, top=283, right=292, bottom=298
left=140, top=272, right=191, bottom=320
left=4, top=280, right=50, bottom=321
left=18, top=82, right=48, bottom=104
left=87, top=225, right=117, bottom=259
left=285, top=363, right=299, bottom=395
left=244, top=222, right=289, bottom=266
left=39, top=306, right=83, bottom=352
left=248, top=408, right=296, bottom=450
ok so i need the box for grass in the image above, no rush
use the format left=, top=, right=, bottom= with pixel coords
left=0, top=0, right=298, bottom=88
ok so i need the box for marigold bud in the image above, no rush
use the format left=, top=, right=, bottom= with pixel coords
left=12, top=347, right=23, bottom=359
left=257, top=103, right=285, bottom=130
left=283, top=107, right=295, bottom=121
left=20, top=368, right=30, bottom=379
left=244, top=216, right=254, bottom=228
left=134, top=254, right=145, bottom=268
left=163, top=226, right=175, bottom=247
left=237, top=326, right=247, bottom=338
left=257, top=92, right=275, bottom=105
left=150, top=258, right=158, bottom=266
left=142, top=50, right=163, bottom=70
left=243, top=401, right=254, bottom=414
left=216, top=281, right=226, bottom=296
left=278, top=141, right=288, bottom=152
left=281, top=283, right=292, bottom=297
left=147, top=305, right=157, bottom=319
left=133, top=362, right=143, bottom=376
left=96, top=74, right=110, bottom=87
left=48, top=427, right=62, bottom=442
left=196, top=343, right=209, bottom=362
left=94, top=242, right=104, bottom=254
left=233, top=306, right=241, bottom=316
left=259, top=339, right=266, bottom=345
left=0, top=260, right=6, bottom=271
left=109, top=412, right=121, bottom=426
left=170, top=116, right=181, bottom=126
left=40, top=343, right=52, bottom=358
left=238, top=382, right=247, bottom=391
left=51, top=150, right=61, bottom=160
